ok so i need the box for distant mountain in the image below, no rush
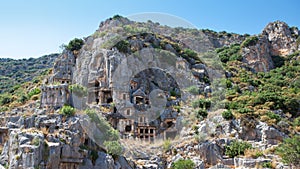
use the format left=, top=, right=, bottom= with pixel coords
left=0, top=54, right=58, bottom=93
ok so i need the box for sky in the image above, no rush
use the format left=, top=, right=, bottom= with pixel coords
left=0, top=0, right=299, bottom=59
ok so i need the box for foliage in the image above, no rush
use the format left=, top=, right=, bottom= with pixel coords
left=225, top=140, right=252, bottom=158
left=0, top=54, right=57, bottom=94
left=216, top=44, right=242, bottom=63
left=241, top=36, right=258, bottom=47
left=182, top=48, right=198, bottom=61
left=90, top=150, right=99, bottom=164
left=103, top=141, right=123, bottom=157
left=266, top=112, right=281, bottom=123
left=69, top=84, right=87, bottom=97
left=31, top=136, right=40, bottom=146
left=65, top=38, right=84, bottom=51
left=60, top=105, right=76, bottom=116
left=171, top=159, right=195, bottom=169
left=262, top=161, right=272, bottom=168
left=244, top=148, right=264, bottom=158
left=85, top=109, right=120, bottom=142
left=196, top=108, right=208, bottom=118
left=191, top=99, right=211, bottom=109
left=28, top=88, right=41, bottom=99
left=0, top=93, right=12, bottom=106
left=163, top=139, right=172, bottom=152
left=276, top=135, right=300, bottom=167
left=186, top=86, right=199, bottom=95
left=115, top=40, right=130, bottom=53
left=272, top=55, right=285, bottom=67
left=112, top=14, right=123, bottom=20
left=222, top=110, right=233, bottom=120
left=293, top=117, right=300, bottom=126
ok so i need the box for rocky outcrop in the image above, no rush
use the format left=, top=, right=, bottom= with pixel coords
left=241, top=36, right=274, bottom=72
left=263, top=21, right=299, bottom=56
left=0, top=109, right=133, bottom=169
left=241, top=21, right=299, bottom=72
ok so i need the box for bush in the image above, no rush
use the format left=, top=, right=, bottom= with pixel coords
left=262, top=161, right=272, bottom=168
left=85, top=109, right=119, bottom=142
left=272, top=55, right=285, bottom=67
left=0, top=93, right=12, bottom=106
left=163, top=139, right=172, bottom=152
left=191, top=99, right=211, bottom=109
left=18, top=94, right=28, bottom=104
left=112, top=14, right=123, bottom=20
left=69, top=84, right=87, bottom=97
left=115, top=40, right=130, bottom=53
left=293, top=117, right=300, bottom=126
left=171, top=159, right=195, bottom=169
left=217, top=44, right=242, bottom=63
left=266, top=112, right=281, bottom=123
left=276, top=135, right=300, bottom=167
left=103, top=141, right=123, bottom=158
left=65, top=38, right=84, bottom=51
left=196, top=108, right=208, bottom=118
left=225, top=140, right=252, bottom=158
left=241, top=36, right=258, bottom=48
left=60, top=105, right=76, bottom=116
left=222, top=110, right=233, bottom=120
left=28, top=88, right=41, bottom=99
left=186, top=86, right=199, bottom=95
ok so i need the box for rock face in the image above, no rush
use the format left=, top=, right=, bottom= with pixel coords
left=241, top=21, right=299, bottom=72
left=241, top=36, right=274, bottom=72
left=263, top=21, right=299, bottom=56
left=0, top=111, right=133, bottom=169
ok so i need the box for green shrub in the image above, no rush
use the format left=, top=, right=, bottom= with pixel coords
left=85, top=109, right=119, bottom=142
left=182, top=48, right=198, bottom=60
left=112, top=14, right=123, bottom=20
left=28, top=88, right=41, bottom=99
left=90, top=150, right=99, bottom=163
left=18, top=94, right=28, bottom=104
left=225, top=140, right=252, bottom=158
left=217, top=44, right=242, bottom=63
left=191, top=99, right=211, bottom=109
left=196, top=108, right=208, bottom=118
left=262, top=161, right=272, bottom=168
left=293, top=117, right=300, bottom=126
left=171, top=159, right=195, bottom=169
left=69, top=84, right=87, bottom=97
left=186, top=86, right=199, bottom=95
left=266, top=112, right=281, bottom=123
left=163, top=139, right=172, bottom=152
left=241, top=36, right=258, bottom=48
left=65, top=38, right=84, bottom=51
left=103, top=141, right=123, bottom=158
left=222, top=110, right=233, bottom=120
left=0, top=93, right=12, bottom=106
left=272, top=55, right=285, bottom=67
left=115, top=40, right=130, bottom=53
left=276, top=135, right=300, bottom=167
left=60, top=105, right=76, bottom=116
left=31, top=136, right=40, bottom=146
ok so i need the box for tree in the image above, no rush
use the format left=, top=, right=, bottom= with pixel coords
left=172, top=159, right=195, bottom=169
left=65, top=38, right=84, bottom=51
left=276, top=135, right=300, bottom=167
left=60, top=105, right=76, bottom=116
left=103, top=141, right=123, bottom=158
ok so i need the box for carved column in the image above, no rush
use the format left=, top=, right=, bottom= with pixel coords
left=41, top=87, right=47, bottom=107
left=54, top=88, right=59, bottom=107
left=61, top=87, right=67, bottom=105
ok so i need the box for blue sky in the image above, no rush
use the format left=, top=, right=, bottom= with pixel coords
left=0, top=0, right=299, bottom=59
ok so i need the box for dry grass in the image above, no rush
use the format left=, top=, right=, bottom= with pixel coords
left=244, top=148, right=264, bottom=158
left=40, top=127, right=49, bottom=136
